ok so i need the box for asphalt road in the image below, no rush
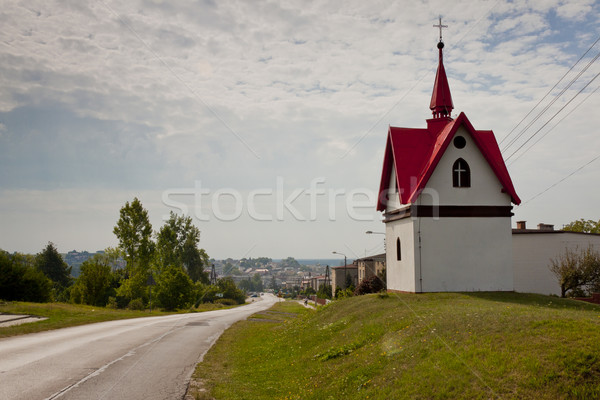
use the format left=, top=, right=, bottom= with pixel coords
left=0, top=294, right=280, bottom=400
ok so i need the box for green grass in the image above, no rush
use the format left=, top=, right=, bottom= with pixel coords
left=0, top=301, right=232, bottom=338
left=190, top=293, right=600, bottom=400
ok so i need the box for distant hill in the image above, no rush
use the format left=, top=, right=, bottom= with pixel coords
left=62, top=250, right=105, bottom=277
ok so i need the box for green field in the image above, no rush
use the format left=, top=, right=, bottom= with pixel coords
left=191, top=292, right=600, bottom=400
left=0, top=301, right=230, bottom=338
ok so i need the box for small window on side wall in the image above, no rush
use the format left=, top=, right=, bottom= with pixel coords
left=452, top=158, right=471, bottom=187
left=396, top=238, right=401, bottom=261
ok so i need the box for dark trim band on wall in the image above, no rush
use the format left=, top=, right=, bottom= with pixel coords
left=384, top=205, right=513, bottom=222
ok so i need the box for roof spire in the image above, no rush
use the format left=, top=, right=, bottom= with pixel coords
left=429, top=17, right=454, bottom=119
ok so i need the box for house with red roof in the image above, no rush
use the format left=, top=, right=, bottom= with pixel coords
left=377, top=34, right=521, bottom=293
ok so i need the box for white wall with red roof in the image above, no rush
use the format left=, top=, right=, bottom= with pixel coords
left=422, top=125, right=513, bottom=206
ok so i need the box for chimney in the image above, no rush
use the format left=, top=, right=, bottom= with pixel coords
left=516, top=221, right=527, bottom=230
left=537, top=223, right=554, bottom=231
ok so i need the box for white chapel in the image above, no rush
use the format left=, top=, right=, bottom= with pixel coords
left=377, top=30, right=521, bottom=293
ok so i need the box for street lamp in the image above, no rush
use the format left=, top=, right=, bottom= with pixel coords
left=366, top=230, right=386, bottom=251
left=332, top=251, right=347, bottom=289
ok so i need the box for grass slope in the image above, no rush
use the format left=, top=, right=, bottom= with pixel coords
left=191, top=292, right=600, bottom=400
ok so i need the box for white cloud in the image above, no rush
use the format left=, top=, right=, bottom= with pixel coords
left=555, top=0, right=594, bottom=20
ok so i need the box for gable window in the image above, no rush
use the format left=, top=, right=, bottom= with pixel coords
left=396, top=238, right=401, bottom=261
left=452, top=158, right=471, bottom=187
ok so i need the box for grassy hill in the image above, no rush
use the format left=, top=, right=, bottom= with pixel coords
left=190, top=292, right=600, bottom=400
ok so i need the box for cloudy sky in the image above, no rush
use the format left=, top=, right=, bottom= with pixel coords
left=1, top=0, right=599, bottom=260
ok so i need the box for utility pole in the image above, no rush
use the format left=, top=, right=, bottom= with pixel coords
left=324, top=265, right=331, bottom=298
left=209, top=264, right=217, bottom=285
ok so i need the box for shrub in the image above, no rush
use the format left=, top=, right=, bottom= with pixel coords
left=377, top=291, right=390, bottom=299
left=336, top=287, right=354, bottom=299
left=0, top=250, right=52, bottom=302
left=154, top=265, right=195, bottom=311
left=354, top=275, right=386, bottom=296
left=70, top=284, right=83, bottom=304
left=128, top=298, right=145, bottom=310
left=76, top=256, right=113, bottom=306
left=550, top=246, right=600, bottom=297
left=106, top=296, right=118, bottom=309
left=215, top=298, right=238, bottom=306
left=217, top=277, right=246, bottom=304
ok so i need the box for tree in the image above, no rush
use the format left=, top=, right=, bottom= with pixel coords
left=113, top=198, right=154, bottom=304
left=354, top=275, right=385, bottom=296
left=345, top=273, right=355, bottom=291
left=217, top=277, right=246, bottom=304
left=317, top=284, right=332, bottom=299
left=563, top=219, right=600, bottom=234
left=35, top=242, right=72, bottom=289
left=251, top=273, right=264, bottom=292
left=155, top=212, right=209, bottom=283
left=238, top=278, right=252, bottom=292
left=0, top=250, right=52, bottom=302
left=237, top=273, right=264, bottom=293
left=113, top=198, right=154, bottom=272
left=154, top=265, right=195, bottom=311
left=223, top=262, right=235, bottom=275
left=549, top=246, right=600, bottom=297
left=281, top=257, right=300, bottom=269
left=74, top=254, right=114, bottom=306
left=270, top=275, right=279, bottom=291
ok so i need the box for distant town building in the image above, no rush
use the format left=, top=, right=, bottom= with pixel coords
left=356, top=254, right=386, bottom=284
left=331, top=264, right=358, bottom=297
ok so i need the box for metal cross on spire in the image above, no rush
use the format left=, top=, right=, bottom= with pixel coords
left=433, top=16, right=448, bottom=42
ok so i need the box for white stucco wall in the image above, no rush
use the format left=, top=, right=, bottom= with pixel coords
left=512, top=232, right=600, bottom=296
left=383, top=124, right=516, bottom=293
left=418, top=217, right=513, bottom=292
left=385, top=217, right=417, bottom=292
left=420, top=126, right=512, bottom=206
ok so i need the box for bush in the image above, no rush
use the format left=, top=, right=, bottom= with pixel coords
left=354, top=275, right=386, bottom=296
left=0, top=250, right=52, bottom=302
left=75, top=256, right=113, bottom=306
left=336, top=287, right=354, bottom=299
left=215, top=298, right=238, bottom=306
left=106, top=296, right=118, bottom=309
left=197, top=284, right=219, bottom=304
left=317, top=284, right=332, bottom=300
left=217, top=277, right=246, bottom=304
left=154, top=265, right=195, bottom=310
left=550, top=246, right=600, bottom=297
left=128, top=298, right=145, bottom=310
left=70, top=284, right=83, bottom=304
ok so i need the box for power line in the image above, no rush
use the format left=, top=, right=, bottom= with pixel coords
left=505, top=70, right=600, bottom=161
left=502, top=49, right=600, bottom=153
left=523, top=154, right=600, bottom=204
left=508, top=84, right=600, bottom=166
left=499, top=35, right=600, bottom=147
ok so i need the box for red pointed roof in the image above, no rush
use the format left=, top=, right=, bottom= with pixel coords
left=376, top=37, right=519, bottom=211
left=376, top=112, right=521, bottom=211
left=430, top=42, right=453, bottom=118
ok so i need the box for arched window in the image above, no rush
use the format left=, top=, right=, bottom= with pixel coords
left=452, top=158, right=471, bottom=188
left=396, top=238, right=401, bottom=261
